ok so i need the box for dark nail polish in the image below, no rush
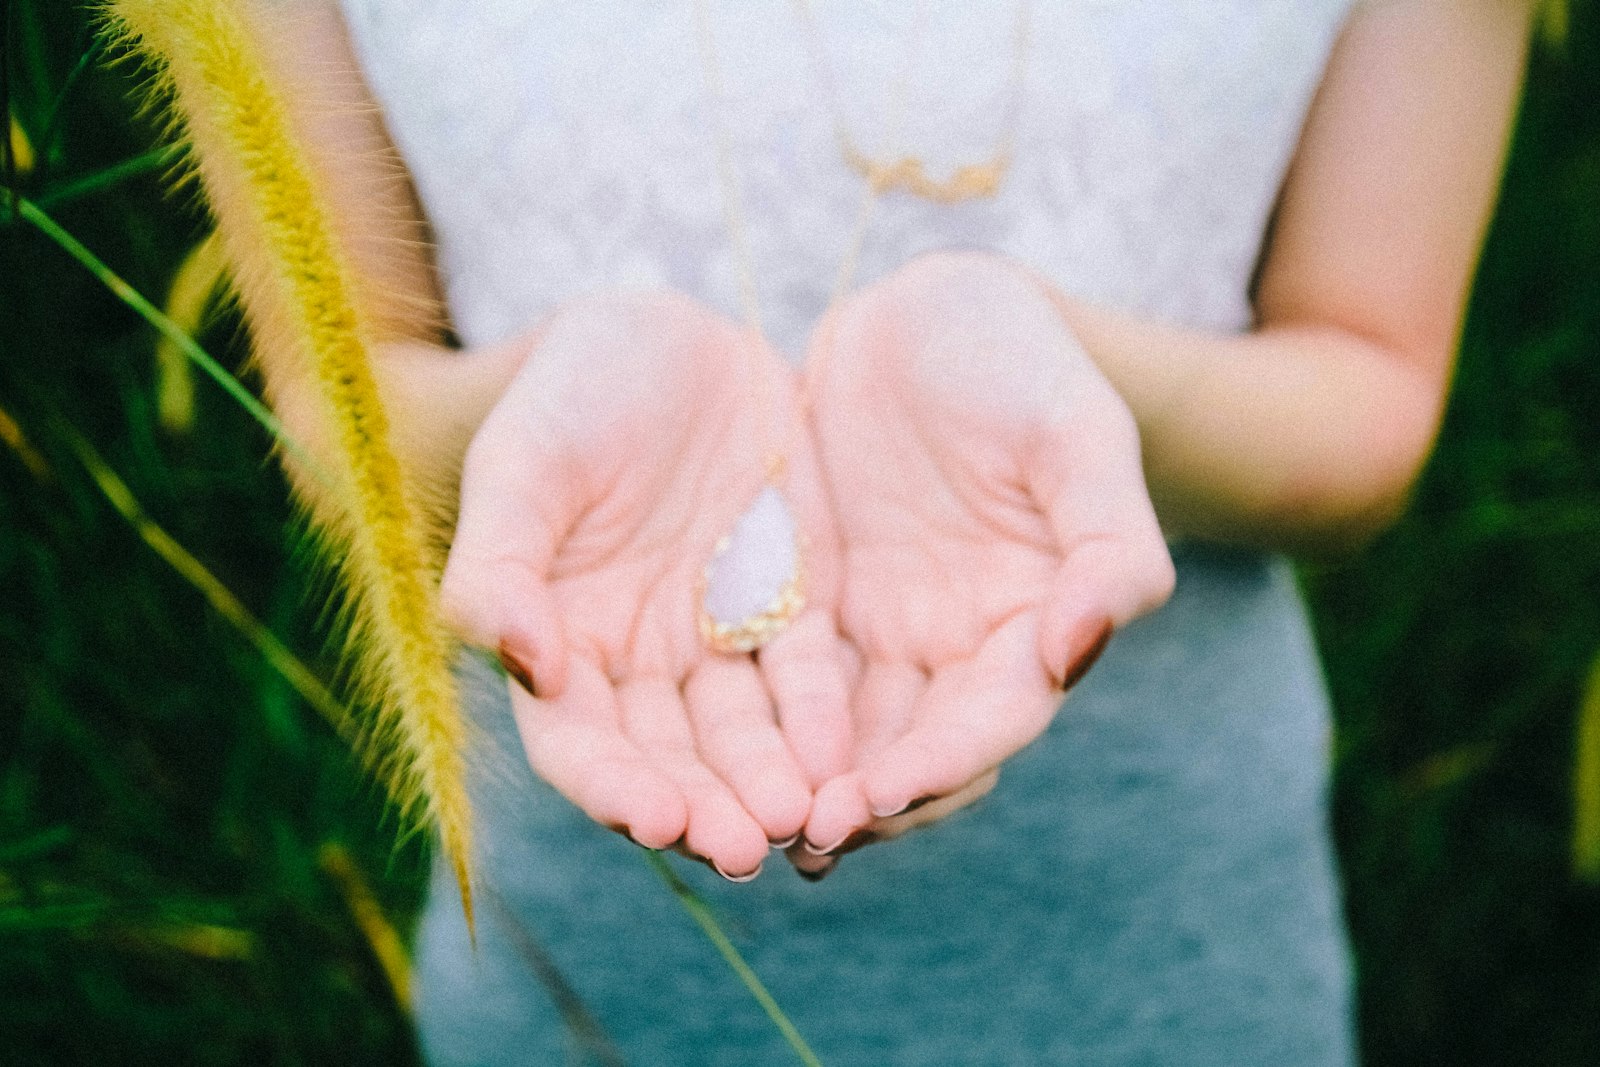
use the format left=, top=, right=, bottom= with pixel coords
left=797, top=859, right=837, bottom=883
left=498, top=643, right=538, bottom=698
left=872, top=793, right=940, bottom=819
left=605, top=822, right=643, bottom=848
left=1060, top=620, right=1113, bottom=692
left=826, top=829, right=879, bottom=857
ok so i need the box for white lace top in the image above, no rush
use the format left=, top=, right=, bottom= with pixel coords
left=340, top=0, right=1352, bottom=359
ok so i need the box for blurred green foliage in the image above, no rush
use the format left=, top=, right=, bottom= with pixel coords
left=1, top=0, right=1598, bottom=1064
left=1305, top=4, right=1600, bottom=1063
left=1, top=1, right=424, bottom=1062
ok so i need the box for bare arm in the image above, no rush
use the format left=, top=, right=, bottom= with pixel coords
left=1045, top=0, right=1537, bottom=553
left=235, top=0, right=526, bottom=507
left=219, top=2, right=857, bottom=876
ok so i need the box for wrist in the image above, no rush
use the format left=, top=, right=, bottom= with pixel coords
left=372, top=331, right=539, bottom=501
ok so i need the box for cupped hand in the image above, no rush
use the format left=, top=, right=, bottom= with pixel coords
left=441, top=291, right=853, bottom=881
left=791, top=252, right=1175, bottom=874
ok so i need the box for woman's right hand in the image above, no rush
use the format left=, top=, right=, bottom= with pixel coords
left=440, top=291, right=854, bottom=882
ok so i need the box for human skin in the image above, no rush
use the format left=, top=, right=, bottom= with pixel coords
left=787, top=0, right=1539, bottom=870
left=790, top=252, right=1174, bottom=868
left=234, top=0, right=1536, bottom=878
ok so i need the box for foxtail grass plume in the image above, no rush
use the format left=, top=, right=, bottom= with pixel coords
left=101, top=0, right=476, bottom=928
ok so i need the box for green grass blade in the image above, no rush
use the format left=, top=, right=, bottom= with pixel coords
left=1572, top=650, right=1600, bottom=882
left=39, top=35, right=104, bottom=158
left=31, top=145, right=177, bottom=209
left=16, top=196, right=333, bottom=492
left=56, top=420, right=348, bottom=737
left=645, top=852, right=824, bottom=1067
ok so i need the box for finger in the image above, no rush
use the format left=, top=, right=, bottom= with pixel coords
left=851, top=660, right=927, bottom=764
left=442, top=420, right=572, bottom=699
left=799, top=771, right=873, bottom=857
left=785, top=770, right=1000, bottom=881
left=1027, top=387, right=1174, bottom=689
left=785, top=844, right=838, bottom=882
left=870, top=768, right=999, bottom=842
left=857, top=611, right=1058, bottom=820
left=684, top=657, right=812, bottom=845
left=510, top=655, right=686, bottom=849
left=442, top=556, right=568, bottom=701
left=795, top=659, right=924, bottom=851
left=758, top=610, right=856, bottom=786
left=619, top=678, right=770, bottom=881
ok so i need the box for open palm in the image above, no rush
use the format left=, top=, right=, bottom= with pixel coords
left=796, top=253, right=1175, bottom=862
left=441, top=292, right=852, bottom=881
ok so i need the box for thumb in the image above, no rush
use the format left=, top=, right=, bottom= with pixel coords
left=1028, top=390, right=1174, bottom=690
left=439, top=416, right=572, bottom=699
left=1036, top=537, right=1170, bottom=691
left=440, top=553, right=568, bottom=700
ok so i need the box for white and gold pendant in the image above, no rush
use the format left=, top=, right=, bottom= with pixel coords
left=699, top=485, right=805, bottom=654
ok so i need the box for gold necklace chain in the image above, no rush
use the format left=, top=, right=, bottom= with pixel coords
left=688, top=0, right=1024, bottom=655
left=791, top=0, right=1035, bottom=204
left=690, top=0, right=930, bottom=655
left=694, top=0, right=936, bottom=338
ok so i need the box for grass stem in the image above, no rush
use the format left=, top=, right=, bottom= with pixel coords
left=16, top=195, right=332, bottom=492
left=57, top=419, right=348, bottom=737
left=645, top=852, right=824, bottom=1067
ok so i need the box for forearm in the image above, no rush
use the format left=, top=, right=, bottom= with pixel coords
left=1047, top=296, right=1444, bottom=553
left=270, top=336, right=530, bottom=509
left=1044, top=0, right=1534, bottom=556
left=192, top=0, right=509, bottom=511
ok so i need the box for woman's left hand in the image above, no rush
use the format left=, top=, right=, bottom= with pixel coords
left=790, top=251, right=1175, bottom=876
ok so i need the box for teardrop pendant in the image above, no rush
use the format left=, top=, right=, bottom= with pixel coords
left=699, top=486, right=806, bottom=654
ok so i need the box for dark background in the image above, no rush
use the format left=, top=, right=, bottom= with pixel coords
left=3, top=1, right=1598, bottom=1063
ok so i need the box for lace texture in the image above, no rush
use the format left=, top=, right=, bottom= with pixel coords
left=341, top=0, right=1353, bottom=358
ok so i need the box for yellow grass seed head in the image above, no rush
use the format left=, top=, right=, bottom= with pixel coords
left=101, top=0, right=477, bottom=930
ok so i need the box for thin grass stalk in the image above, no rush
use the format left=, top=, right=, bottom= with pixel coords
left=8, top=115, right=34, bottom=178
left=0, top=403, right=52, bottom=481
left=1572, top=650, right=1600, bottom=881
left=645, top=852, right=824, bottom=1067
left=30, top=145, right=176, bottom=209
left=318, top=843, right=413, bottom=1012
left=97, top=0, right=475, bottom=927
left=59, top=420, right=348, bottom=736
left=480, top=883, right=630, bottom=1067
left=1540, top=0, right=1570, bottom=48
left=17, top=196, right=327, bottom=488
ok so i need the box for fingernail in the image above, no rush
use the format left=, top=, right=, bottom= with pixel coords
left=802, top=833, right=849, bottom=857
left=870, top=794, right=939, bottom=820
left=797, top=859, right=838, bottom=883
left=712, top=860, right=763, bottom=884
left=1060, top=619, right=1113, bottom=692
left=605, top=822, right=643, bottom=848
left=824, top=829, right=877, bottom=857
left=769, top=834, right=800, bottom=850
left=498, top=643, right=538, bottom=698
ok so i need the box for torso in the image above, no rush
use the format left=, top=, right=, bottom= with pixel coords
left=342, top=0, right=1351, bottom=354
left=338, top=4, right=1362, bottom=1063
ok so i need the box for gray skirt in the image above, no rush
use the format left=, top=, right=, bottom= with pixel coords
left=413, top=542, right=1355, bottom=1066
